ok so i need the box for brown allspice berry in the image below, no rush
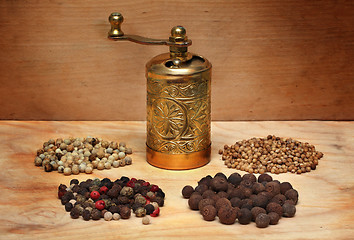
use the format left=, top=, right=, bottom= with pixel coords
left=252, top=182, right=265, bottom=194
left=188, top=194, right=203, bottom=210
left=243, top=187, right=253, bottom=198
left=227, top=172, right=242, bottom=186
left=271, top=194, right=286, bottom=206
left=251, top=207, right=267, bottom=221
left=240, top=180, right=254, bottom=189
left=266, top=202, right=283, bottom=217
left=237, top=208, right=252, bottom=225
left=218, top=206, right=238, bottom=225
left=120, top=206, right=131, bottom=219
left=210, top=176, right=228, bottom=192
left=215, top=198, right=231, bottom=211
left=229, top=187, right=245, bottom=200
left=195, top=184, right=208, bottom=194
left=242, top=173, right=257, bottom=183
left=255, top=213, right=270, bottom=228
left=198, top=175, right=213, bottom=187
left=217, top=191, right=229, bottom=199
left=230, top=197, right=242, bottom=208
left=282, top=203, right=296, bottom=217
left=201, top=205, right=217, bottom=221
left=268, top=212, right=280, bottom=225
left=253, top=194, right=269, bottom=208
left=258, top=173, right=272, bottom=183
left=240, top=198, right=253, bottom=210
left=280, top=182, right=293, bottom=195
left=265, top=181, right=281, bottom=196
left=284, top=189, right=299, bottom=204
left=182, top=185, right=194, bottom=199
left=202, top=189, right=216, bottom=199
left=198, top=198, right=215, bottom=213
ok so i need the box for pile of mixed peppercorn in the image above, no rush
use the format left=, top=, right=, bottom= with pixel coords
left=58, top=177, right=164, bottom=222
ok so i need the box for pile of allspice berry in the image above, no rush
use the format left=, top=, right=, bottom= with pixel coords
left=58, top=177, right=165, bottom=224
left=182, top=172, right=298, bottom=228
left=34, top=137, right=133, bottom=175
left=219, top=135, right=323, bottom=174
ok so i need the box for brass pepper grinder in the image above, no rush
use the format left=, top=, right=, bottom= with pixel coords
left=108, top=12, right=211, bottom=170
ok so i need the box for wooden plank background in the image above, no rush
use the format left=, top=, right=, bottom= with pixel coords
left=0, top=0, right=353, bottom=121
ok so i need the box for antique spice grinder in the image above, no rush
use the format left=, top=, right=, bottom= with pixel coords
left=108, top=13, right=211, bottom=170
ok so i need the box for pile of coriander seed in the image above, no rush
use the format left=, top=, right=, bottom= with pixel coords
left=34, top=137, right=132, bottom=175
left=219, top=135, right=323, bottom=174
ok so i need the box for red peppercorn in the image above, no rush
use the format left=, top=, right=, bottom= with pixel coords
left=58, top=190, right=66, bottom=199
left=151, top=207, right=160, bottom=217
left=131, top=178, right=137, bottom=183
left=126, top=180, right=135, bottom=188
left=150, top=185, right=159, bottom=192
left=142, top=182, right=150, bottom=187
left=90, top=191, right=100, bottom=200
left=99, top=186, right=108, bottom=194
left=95, top=200, right=105, bottom=210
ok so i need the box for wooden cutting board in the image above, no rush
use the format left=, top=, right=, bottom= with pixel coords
left=0, top=121, right=353, bottom=239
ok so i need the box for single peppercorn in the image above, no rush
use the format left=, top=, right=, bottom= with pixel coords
left=201, top=205, right=217, bottom=221
left=104, top=211, right=113, bottom=221
left=198, top=198, right=215, bottom=213
left=70, top=179, right=79, bottom=185
left=237, top=208, right=252, bottom=225
left=255, top=213, right=270, bottom=228
left=120, top=206, right=131, bottom=219
left=70, top=208, right=80, bottom=219
left=227, top=172, right=242, bottom=186
left=253, top=194, right=269, bottom=208
left=214, top=172, right=227, bottom=180
left=65, top=202, right=73, bottom=212
left=230, top=197, right=242, bottom=208
left=135, top=207, right=146, bottom=217
left=282, top=203, right=296, bottom=217
left=270, top=194, right=286, bottom=206
left=218, top=206, right=238, bottom=225
left=265, top=181, right=281, bottom=197
left=91, top=209, right=101, bottom=220
left=242, top=173, right=257, bottom=183
left=195, top=184, right=208, bottom=195
left=215, top=198, right=231, bottom=211
left=142, top=216, right=150, bottom=225
left=217, top=191, right=229, bottom=199
left=258, top=174, right=272, bottom=183
left=145, top=204, right=155, bottom=215
left=188, top=193, right=203, bottom=210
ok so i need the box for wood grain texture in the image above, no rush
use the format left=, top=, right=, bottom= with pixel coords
left=0, top=121, right=353, bottom=239
left=0, top=1, right=353, bottom=121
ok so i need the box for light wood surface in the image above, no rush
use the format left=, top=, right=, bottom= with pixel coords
left=0, top=1, right=353, bottom=121
left=0, top=121, right=353, bottom=239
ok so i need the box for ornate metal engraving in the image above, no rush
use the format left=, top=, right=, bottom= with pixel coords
left=147, top=77, right=211, bottom=154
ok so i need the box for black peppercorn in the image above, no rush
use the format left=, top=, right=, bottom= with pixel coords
left=218, top=206, right=238, bottom=225
left=70, top=179, right=79, bottom=185
left=120, top=206, right=131, bottom=219
left=58, top=184, right=67, bottom=192
left=284, top=189, right=299, bottom=204
left=201, top=205, right=217, bottom=221
left=82, top=209, right=91, bottom=221
left=255, top=213, right=270, bottom=228
left=237, top=208, right=252, bottom=225
left=156, top=189, right=165, bottom=198
left=282, top=203, right=296, bottom=217
left=268, top=212, right=280, bottom=225
left=145, top=204, right=155, bottom=215
left=258, top=173, right=272, bottom=183
left=154, top=197, right=164, bottom=207
left=266, top=202, right=283, bottom=217
left=227, top=172, right=242, bottom=186
left=109, top=205, right=120, bottom=214
left=188, top=193, right=203, bottom=210
left=182, top=185, right=194, bottom=199
left=251, top=207, right=267, bottom=221
left=280, top=182, right=293, bottom=195
left=70, top=208, right=80, bottom=219
left=65, top=202, right=73, bottom=212
left=107, top=188, right=120, bottom=198
left=91, top=209, right=101, bottom=220
left=210, top=176, right=228, bottom=192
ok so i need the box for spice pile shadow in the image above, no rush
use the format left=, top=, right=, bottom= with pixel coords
left=58, top=177, right=164, bottom=222
left=182, top=172, right=299, bottom=228
left=35, top=137, right=133, bottom=175
left=219, top=135, right=323, bottom=174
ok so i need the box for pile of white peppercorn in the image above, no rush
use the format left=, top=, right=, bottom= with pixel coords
left=219, top=135, right=323, bottom=174
left=34, top=137, right=133, bottom=175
